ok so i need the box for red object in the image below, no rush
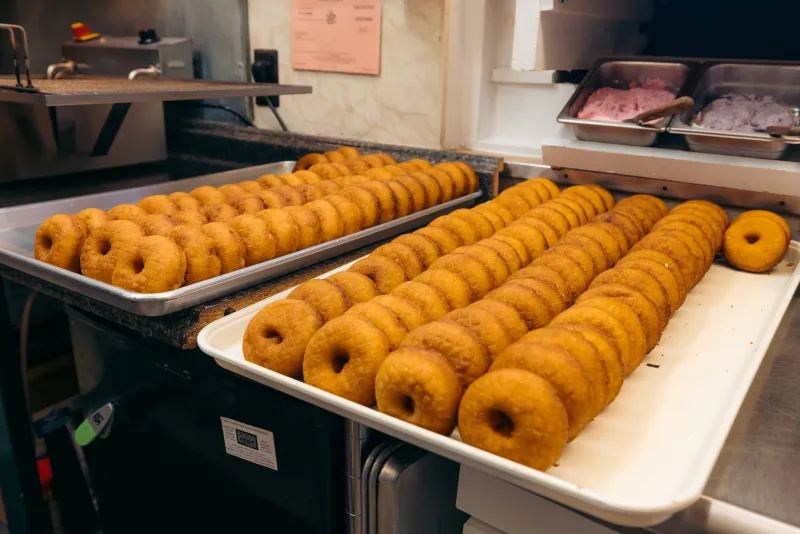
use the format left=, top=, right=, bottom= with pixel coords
left=71, top=22, right=100, bottom=42
left=37, top=458, right=53, bottom=494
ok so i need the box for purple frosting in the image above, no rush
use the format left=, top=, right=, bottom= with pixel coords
left=693, top=94, right=796, bottom=132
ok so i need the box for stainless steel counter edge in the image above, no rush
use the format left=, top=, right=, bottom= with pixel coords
left=651, top=498, right=800, bottom=534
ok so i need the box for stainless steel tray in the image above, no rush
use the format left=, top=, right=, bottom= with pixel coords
left=557, top=59, right=693, bottom=147
left=669, top=63, right=800, bottom=160
left=0, top=163, right=481, bottom=316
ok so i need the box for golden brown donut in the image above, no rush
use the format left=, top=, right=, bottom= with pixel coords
left=543, top=201, right=580, bottom=230
left=373, top=243, right=424, bottom=279
left=381, top=165, right=406, bottom=176
left=611, top=203, right=651, bottom=236
left=653, top=220, right=714, bottom=269
left=294, top=170, right=323, bottom=184
left=168, top=192, right=202, bottom=212
left=576, top=297, right=647, bottom=374
left=323, top=151, right=346, bottom=164
left=137, top=195, right=179, bottom=216
left=243, top=299, right=323, bottom=377
left=190, top=186, right=227, bottom=206
left=200, top=222, right=247, bottom=274
left=450, top=209, right=494, bottom=240
left=405, top=158, right=432, bottom=170
left=549, top=197, right=588, bottom=225
left=423, top=168, right=455, bottom=203
left=590, top=266, right=671, bottom=328
left=377, top=153, right=398, bottom=165
left=171, top=210, right=208, bottom=227
left=562, top=186, right=606, bottom=215
left=471, top=205, right=506, bottom=233
left=333, top=175, right=366, bottom=188
left=202, top=203, right=239, bottom=224
left=256, top=174, right=286, bottom=189
left=588, top=185, right=616, bottom=211
left=303, top=315, right=390, bottom=405
left=429, top=253, right=494, bottom=299
left=571, top=223, right=623, bottom=264
left=520, top=180, right=553, bottom=205
left=323, top=194, right=362, bottom=235
left=453, top=244, right=511, bottom=287
left=529, top=177, right=561, bottom=200
left=491, top=234, right=531, bottom=267
left=230, top=214, right=277, bottom=266
left=504, top=276, right=568, bottom=318
left=376, top=347, right=462, bottom=434
left=531, top=253, right=588, bottom=303
left=338, top=147, right=362, bottom=160
left=414, top=268, right=473, bottom=309
left=294, top=153, right=329, bottom=171
left=527, top=206, right=570, bottom=238
left=139, top=213, right=175, bottom=237
left=453, top=162, right=480, bottom=193
left=557, top=323, right=624, bottom=405
left=669, top=206, right=726, bottom=247
left=578, top=284, right=663, bottom=353
left=361, top=154, right=387, bottom=169
left=349, top=255, right=408, bottom=294
left=495, top=224, right=548, bottom=259
left=282, top=206, right=322, bottom=250
left=392, top=281, right=452, bottom=320
left=561, top=190, right=598, bottom=220
left=35, top=214, right=86, bottom=272
left=476, top=238, right=523, bottom=274
left=111, top=235, right=186, bottom=293
left=591, top=210, right=642, bottom=249
left=218, top=184, right=250, bottom=202
left=253, top=209, right=299, bottom=257
left=305, top=200, right=344, bottom=242
left=168, top=225, right=221, bottom=285
left=436, top=163, right=473, bottom=195
left=272, top=184, right=305, bottom=207
left=616, top=252, right=685, bottom=315
left=445, top=305, right=513, bottom=359
left=357, top=181, right=396, bottom=224
left=76, top=208, right=110, bottom=235
left=339, top=186, right=380, bottom=229
left=394, top=175, right=427, bottom=213
left=639, top=230, right=703, bottom=287
left=543, top=244, right=596, bottom=283
left=108, top=204, right=147, bottom=224
left=327, top=271, right=379, bottom=305
left=287, top=279, right=350, bottom=322
left=363, top=168, right=395, bottom=181
left=384, top=180, right=414, bottom=218
left=79, top=220, right=143, bottom=282
left=342, top=160, right=372, bottom=174
left=280, top=173, right=309, bottom=187
left=392, top=233, right=442, bottom=268
left=397, top=161, right=422, bottom=173
left=503, top=184, right=543, bottom=210
left=293, top=184, right=324, bottom=203
left=491, top=194, right=531, bottom=219
left=477, top=202, right=515, bottom=227
left=484, top=282, right=555, bottom=330
left=514, top=217, right=559, bottom=248
left=734, top=210, right=790, bottom=241
left=430, top=214, right=481, bottom=246
left=723, top=217, right=789, bottom=273
left=508, top=264, right=571, bottom=306
left=557, top=233, right=610, bottom=276
left=409, top=172, right=443, bottom=208
left=254, top=189, right=288, bottom=209
left=372, top=295, right=428, bottom=331
left=314, top=180, right=343, bottom=197
left=458, top=369, right=568, bottom=470
left=347, top=301, right=408, bottom=350
left=238, top=180, right=264, bottom=195
left=674, top=200, right=729, bottom=229
left=664, top=210, right=722, bottom=253
left=413, top=226, right=462, bottom=254
left=468, top=300, right=528, bottom=342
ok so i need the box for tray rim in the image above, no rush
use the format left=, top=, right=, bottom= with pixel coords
left=198, top=243, right=800, bottom=527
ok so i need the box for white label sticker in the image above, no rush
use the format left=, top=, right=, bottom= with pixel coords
left=220, top=417, right=278, bottom=470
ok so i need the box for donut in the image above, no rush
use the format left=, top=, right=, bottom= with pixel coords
left=327, top=271, right=379, bottom=305
left=137, top=195, right=179, bottom=216
left=347, top=301, right=407, bottom=350
left=200, top=222, right=246, bottom=274
left=292, top=184, right=324, bottom=203
left=256, top=174, right=286, bottom=189
left=471, top=205, right=506, bottom=233
left=491, top=342, right=593, bottom=440
left=531, top=253, right=588, bottom=303
left=398, top=161, right=422, bottom=173
left=108, top=204, right=147, bottom=223
left=733, top=210, right=790, bottom=241
left=453, top=162, right=480, bottom=193
left=323, top=151, right=346, bottom=164
left=526, top=206, right=570, bottom=238
left=253, top=190, right=287, bottom=210
left=588, top=185, right=616, bottom=211
left=168, top=192, right=202, bottom=212
left=111, top=235, right=186, bottom=293
left=557, top=233, right=609, bottom=276
left=429, top=253, right=494, bottom=299
left=357, top=181, right=396, bottom=224
left=560, top=191, right=597, bottom=220
left=485, top=281, right=556, bottom=329
left=79, top=220, right=143, bottom=282
left=305, top=200, right=344, bottom=242
left=587, top=220, right=631, bottom=257
left=631, top=234, right=696, bottom=289
left=644, top=230, right=704, bottom=286
left=35, top=214, right=86, bottom=272
left=476, top=238, right=523, bottom=274
left=529, top=178, right=561, bottom=200
left=590, top=267, right=671, bottom=329
left=616, top=198, right=659, bottom=231
left=513, top=218, right=559, bottom=249
left=338, top=147, right=362, bottom=160
left=504, top=185, right=542, bottom=210
left=575, top=297, right=647, bottom=374
left=243, top=299, right=322, bottom=377
left=570, top=223, right=623, bottom=264
left=170, top=210, right=207, bottom=228
left=303, top=315, right=390, bottom=405
left=491, top=234, right=531, bottom=267
left=475, top=202, right=515, bottom=227
left=405, top=158, right=432, bottom=170
left=294, top=153, right=329, bottom=171
left=414, top=268, right=473, bottom=309
left=669, top=205, right=726, bottom=246
left=542, top=201, right=580, bottom=230
left=450, top=209, right=494, bottom=239
left=423, top=168, right=455, bottom=202
left=361, top=155, right=387, bottom=169
left=414, top=226, right=462, bottom=254
left=549, top=197, right=588, bottom=225
left=218, top=184, right=249, bottom=202
left=409, top=172, right=443, bottom=209
left=342, top=160, right=371, bottom=174
left=313, top=180, right=342, bottom=197
left=376, top=348, right=462, bottom=434
left=591, top=211, right=642, bottom=249
left=349, top=255, right=408, bottom=293
left=339, top=186, right=380, bottom=228
left=492, top=193, right=531, bottom=219
left=458, top=369, right=568, bottom=470
left=373, top=243, right=424, bottom=279
left=392, top=234, right=442, bottom=268
left=168, top=225, right=221, bottom=285
left=293, top=170, right=322, bottom=184
left=323, top=194, right=362, bottom=235
left=139, top=213, right=175, bottom=237
left=394, top=176, right=427, bottom=213
left=723, top=217, right=789, bottom=273
left=272, top=185, right=305, bottom=207
left=468, top=300, right=528, bottom=341
left=436, top=163, right=472, bottom=195
left=230, top=214, right=277, bottom=266
left=629, top=194, right=668, bottom=219
left=372, top=295, right=428, bottom=331
left=664, top=210, right=722, bottom=253
left=202, top=203, right=239, bottom=224
left=281, top=206, right=322, bottom=250
left=495, top=224, right=548, bottom=259
left=557, top=323, right=624, bottom=405
left=508, top=264, right=571, bottom=306
left=453, top=244, right=511, bottom=287
left=381, top=165, right=406, bottom=176
left=238, top=180, right=264, bottom=195
left=391, top=281, right=451, bottom=320
left=377, top=153, right=398, bottom=165
left=652, top=220, right=714, bottom=269
left=228, top=195, right=265, bottom=216
left=616, top=253, right=685, bottom=315
left=279, top=173, right=308, bottom=186
left=287, top=279, right=350, bottom=322
left=563, top=186, right=608, bottom=216
left=445, top=305, right=512, bottom=359
left=430, top=215, right=481, bottom=246
left=400, top=320, right=491, bottom=388
left=333, top=175, right=365, bottom=188
left=363, top=167, right=394, bottom=182
left=503, top=276, right=568, bottom=318
left=384, top=180, right=413, bottom=218
left=674, top=200, right=729, bottom=229
left=76, top=208, right=110, bottom=235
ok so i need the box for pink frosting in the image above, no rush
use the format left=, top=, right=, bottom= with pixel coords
left=577, top=79, right=676, bottom=122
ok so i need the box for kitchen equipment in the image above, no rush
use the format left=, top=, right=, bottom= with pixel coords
left=623, top=96, right=694, bottom=125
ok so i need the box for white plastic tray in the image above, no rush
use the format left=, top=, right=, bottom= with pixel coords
left=198, top=243, right=800, bottom=527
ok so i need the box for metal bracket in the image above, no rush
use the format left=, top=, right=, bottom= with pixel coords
left=90, top=102, right=131, bottom=157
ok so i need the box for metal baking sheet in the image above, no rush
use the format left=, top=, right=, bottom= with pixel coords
left=198, top=245, right=800, bottom=527
left=0, top=162, right=480, bottom=316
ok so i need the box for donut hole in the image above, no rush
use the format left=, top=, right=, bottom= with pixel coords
left=400, top=395, right=415, bottom=415
left=489, top=410, right=514, bottom=437
left=98, top=239, right=112, bottom=255
left=131, top=256, right=145, bottom=275
left=41, top=235, right=53, bottom=252
left=262, top=327, right=282, bottom=345
left=745, top=233, right=760, bottom=245
left=332, top=352, right=350, bottom=374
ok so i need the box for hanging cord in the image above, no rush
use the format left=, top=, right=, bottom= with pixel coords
left=19, top=291, right=37, bottom=411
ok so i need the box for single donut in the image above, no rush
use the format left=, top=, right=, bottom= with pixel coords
left=591, top=211, right=642, bottom=249
left=578, top=284, right=663, bottom=353
left=294, top=153, right=329, bottom=171
left=313, top=180, right=343, bottom=197
left=171, top=210, right=208, bottom=228
left=168, top=192, right=202, bottom=212
left=287, top=279, right=350, bottom=322
left=280, top=173, right=308, bottom=187
left=529, top=178, right=561, bottom=200
left=575, top=297, right=647, bottom=374
left=343, top=160, right=372, bottom=174
left=492, top=193, right=531, bottom=219
left=628, top=194, right=668, bottom=219
left=560, top=191, right=597, bottom=220
left=723, top=217, right=789, bottom=273
left=588, top=185, right=617, bottom=211
left=168, top=225, right=221, bottom=285
left=453, top=244, right=511, bottom=287
left=503, top=185, right=542, bottom=210
left=361, top=154, right=387, bottom=168
left=339, top=186, right=380, bottom=228
left=381, top=165, right=406, bottom=176
left=218, top=184, right=250, bottom=203
left=394, top=176, right=427, bottom=213
left=230, top=214, right=277, bottom=266
left=553, top=307, right=631, bottom=369
left=468, top=300, right=528, bottom=342
left=76, top=208, right=110, bottom=235
left=293, top=170, right=323, bottom=184
left=363, top=168, right=393, bottom=181
left=333, top=175, right=367, bottom=188
left=453, top=162, right=480, bottom=193
left=256, top=174, right=286, bottom=189
left=458, top=369, right=568, bottom=470
left=652, top=220, right=714, bottom=269
left=79, top=220, right=143, bottom=282
left=254, top=190, right=288, bottom=209
left=450, top=209, right=495, bottom=239
left=476, top=238, right=523, bottom=274
left=323, top=151, right=346, bottom=164
left=491, top=234, right=532, bottom=267
left=139, top=213, right=175, bottom=237
left=327, top=271, right=379, bottom=305
left=423, top=168, right=455, bottom=203
left=616, top=253, right=685, bottom=315
left=323, top=194, right=362, bottom=235
left=238, top=180, right=264, bottom=195
left=429, top=253, right=494, bottom=299
left=542, top=201, right=580, bottom=230
left=308, top=163, right=342, bottom=181
left=430, top=214, right=481, bottom=245
left=111, top=235, right=187, bottom=293
left=282, top=206, right=322, bottom=250
left=372, top=295, right=428, bottom=331
left=392, top=233, right=441, bottom=268
left=674, top=200, right=729, bottom=229
left=391, top=281, right=451, bottom=320
left=202, top=203, right=239, bottom=224
left=349, top=255, right=408, bottom=293
left=590, top=266, right=671, bottom=330
left=484, top=282, right=555, bottom=330
left=338, top=147, right=362, bottom=160
left=513, top=217, right=559, bottom=248
left=491, top=342, right=593, bottom=441
left=400, top=320, right=491, bottom=388
left=631, top=234, right=696, bottom=289
left=549, top=197, right=588, bottom=225
left=477, top=202, right=515, bottom=227
left=305, top=200, right=344, bottom=242
left=562, top=186, right=606, bottom=215
left=733, top=210, right=790, bottom=241
left=35, top=214, right=86, bottom=272
left=373, top=243, right=424, bottom=279
left=384, top=180, right=414, bottom=218
left=200, top=222, right=246, bottom=274
left=585, top=219, right=632, bottom=257
left=508, top=264, right=571, bottom=306
left=414, top=268, right=473, bottom=309
left=243, top=299, right=322, bottom=377
left=645, top=230, right=704, bottom=286
left=108, top=204, right=147, bottom=224
left=376, top=348, right=462, bottom=435
left=503, top=276, right=568, bottom=318
left=137, top=195, right=179, bottom=216
left=271, top=185, right=305, bottom=207
left=413, top=226, right=462, bottom=254
left=531, top=253, right=588, bottom=303
left=526, top=206, right=570, bottom=238
left=436, top=163, right=473, bottom=195
left=669, top=205, right=726, bottom=246
left=520, top=180, right=553, bottom=204
left=556, top=323, right=624, bottom=405
left=405, top=158, right=432, bottom=170
left=255, top=208, right=301, bottom=257
left=347, top=301, right=408, bottom=350
left=615, top=197, right=661, bottom=230
left=409, top=172, right=443, bottom=208
left=570, top=223, right=623, bottom=264
left=663, top=210, right=722, bottom=253
left=377, top=153, right=398, bottom=165
left=557, top=233, right=610, bottom=276
left=303, top=315, right=390, bottom=405
left=357, top=181, right=396, bottom=224
left=445, top=305, right=513, bottom=359
left=471, top=205, right=506, bottom=233
left=292, top=183, right=324, bottom=203
left=398, top=161, right=422, bottom=173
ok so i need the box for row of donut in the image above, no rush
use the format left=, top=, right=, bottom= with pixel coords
left=455, top=199, right=729, bottom=470
left=242, top=178, right=566, bottom=376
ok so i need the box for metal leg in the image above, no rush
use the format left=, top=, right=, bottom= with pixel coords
left=344, top=420, right=368, bottom=534
left=90, top=103, right=131, bottom=157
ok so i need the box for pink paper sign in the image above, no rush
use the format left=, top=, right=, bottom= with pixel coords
left=291, top=0, right=382, bottom=75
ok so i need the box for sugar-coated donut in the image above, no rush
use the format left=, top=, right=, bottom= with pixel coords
left=169, top=225, right=221, bottom=285
left=549, top=197, right=588, bottom=225
left=349, top=255, right=408, bottom=294
left=293, top=170, right=323, bottom=184
left=663, top=210, right=721, bottom=253
left=339, top=186, right=380, bottom=229
left=476, top=202, right=515, bottom=227
left=591, top=211, right=642, bottom=249
left=391, top=281, right=451, bottom=320
left=202, top=203, right=239, bottom=224
left=287, top=279, right=350, bottom=322
left=514, top=217, right=559, bottom=248
left=238, top=180, right=264, bottom=195
left=471, top=205, right=506, bottom=233
left=76, top=208, right=110, bottom=235
left=562, top=186, right=606, bottom=215
left=616, top=252, right=685, bottom=315
left=392, top=233, right=442, bottom=268
left=79, top=220, right=143, bottom=282
left=673, top=200, right=729, bottom=230
left=526, top=206, right=570, bottom=239
left=35, top=214, right=87, bottom=272
left=503, top=184, right=542, bottom=210
left=492, top=193, right=531, bottom=219
left=508, top=264, right=570, bottom=305
left=347, top=301, right=408, bottom=350
left=108, top=204, right=147, bottom=224
left=305, top=200, right=344, bottom=242
left=327, top=271, right=379, bottom=305
left=414, top=226, right=462, bottom=254
left=384, top=180, right=413, bottom=218
left=503, top=276, right=568, bottom=318
left=641, top=231, right=703, bottom=287
left=409, top=172, right=443, bottom=208
left=189, top=186, right=227, bottom=206
left=491, top=234, right=531, bottom=267
left=541, top=244, right=595, bottom=281
left=571, top=223, right=624, bottom=264
left=557, top=233, right=610, bottom=276
left=414, top=268, right=473, bottom=309
left=590, top=266, right=671, bottom=328
left=272, top=185, right=305, bottom=207
left=111, top=235, right=186, bottom=293
left=168, top=192, right=202, bottom=212
left=230, top=214, right=277, bottom=266
left=243, top=299, right=323, bottom=377
left=282, top=206, right=322, bottom=250
left=200, top=222, right=246, bottom=274
left=218, top=184, right=253, bottom=202
left=254, top=189, right=288, bottom=209
left=139, top=213, right=175, bottom=237
left=723, top=217, right=789, bottom=273
left=542, top=201, right=580, bottom=230
left=495, top=224, right=547, bottom=259
left=445, top=305, right=512, bottom=359
left=294, top=153, right=329, bottom=171
left=137, top=195, right=179, bottom=216
left=373, top=243, right=425, bottom=279
left=429, top=253, right=494, bottom=300
left=531, top=253, right=588, bottom=303
left=652, top=220, right=714, bottom=269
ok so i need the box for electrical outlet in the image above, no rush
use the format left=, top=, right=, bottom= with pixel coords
left=252, top=49, right=279, bottom=107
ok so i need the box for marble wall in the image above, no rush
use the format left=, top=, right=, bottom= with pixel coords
left=248, top=0, right=447, bottom=149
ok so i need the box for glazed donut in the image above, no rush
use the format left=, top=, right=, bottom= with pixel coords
left=168, top=192, right=202, bottom=212
left=230, top=214, right=277, bottom=266
left=400, top=320, right=491, bottom=388
left=294, top=153, right=329, bottom=171
left=305, top=200, right=344, bottom=242
left=723, top=217, right=789, bottom=273
left=556, top=323, right=624, bottom=404
left=392, top=233, right=442, bottom=268
left=616, top=252, right=686, bottom=315
left=111, top=235, right=186, bottom=293
left=34, top=214, right=87, bottom=272
left=468, top=300, right=528, bottom=343
left=168, top=225, right=221, bottom=285
left=445, top=305, right=513, bottom=359
left=139, top=213, right=175, bottom=236
left=218, top=184, right=250, bottom=202
left=323, top=151, right=346, bottom=163
left=392, top=281, right=452, bottom=320
left=372, top=295, right=428, bottom=331
left=309, top=163, right=343, bottom=181
left=343, top=160, right=372, bottom=174
left=575, top=297, right=647, bottom=374
left=590, top=266, right=671, bottom=328
left=471, top=205, right=507, bottom=233
left=503, top=185, right=542, bottom=210
left=303, top=315, right=391, bottom=405
left=505, top=276, right=568, bottom=318
left=491, top=234, right=532, bottom=267
left=414, top=226, right=462, bottom=254
left=531, top=253, right=588, bottom=303
left=357, top=181, right=396, bottom=224
left=591, top=211, right=642, bottom=249
left=200, top=222, right=247, bottom=274
left=542, top=201, right=580, bottom=231
left=76, top=208, right=110, bottom=235
left=429, top=253, right=494, bottom=299
left=231, top=195, right=265, bottom=215
left=430, top=215, right=481, bottom=246
left=496, top=224, right=547, bottom=258
left=452, top=244, right=511, bottom=287
left=507, top=264, right=571, bottom=307
left=733, top=210, right=790, bottom=241
left=557, top=233, right=609, bottom=276
left=293, top=170, right=323, bottom=184
left=491, top=341, right=593, bottom=440
left=453, top=162, right=480, bottom=193
left=282, top=206, right=322, bottom=250
left=491, top=194, right=531, bottom=219
left=450, top=209, right=495, bottom=239
left=202, top=203, right=239, bottom=224
left=243, top=299, right=323, bottom=377
left=475, top=239, right=523, bottom=274
left=79, top=220, right=143, bottom=282
left=347, top=301, right=408, bottom=350
left=255, top=189, right=289, bottom=209
left=280, top=173, right=308, bottom=187
left=424, top=168, right=455, bottom=203
left=339, top=186, right=380, bottom=229
left=360, top=154, right=386, bottom=169
left=137, top=195, right=179, bottom=216
left=327, top=271, right=379, bottom=305
left=256, top=174, right=286, bottom=189
left=376, top=348, right=462, bottom=435
left=414, top=268, right=473, bottom=309
left=526, top=206, right=570, bottom=238
left=338, top=147, right=362, bottom=160
left=394, top=176, right=427, bottom=213
left=578, top=284, right=663, bottom=353
left=549, top=197, right=588, bottom=225
left=562, top=186, right=606, bottom=215
left=384, top=180, right=414, bottom=218
left=514, top=217, right=559, bottom=248
left=108, top=204, right=147, bottom=224
left=484, top=282, right=555, bottom=330
left=349, top=255, right=408, bottom=294
left=238, top=180, right=264, bottom=195
left=436, top=163, right=472, bottom=195
left=458, top=368, right=568, bottom=470
left=551, top=305, right=634, bottom=376
left=287, top=279, right=350, bottom=322
left=322, top=194, right=362, bottom=236
left=171, top=210, right=208, bottom=228
left=373, top=243, right=425, bottom=279
left=409, top=172, right=443, bottom=208
left=272, top=185, right=305, bottom=207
